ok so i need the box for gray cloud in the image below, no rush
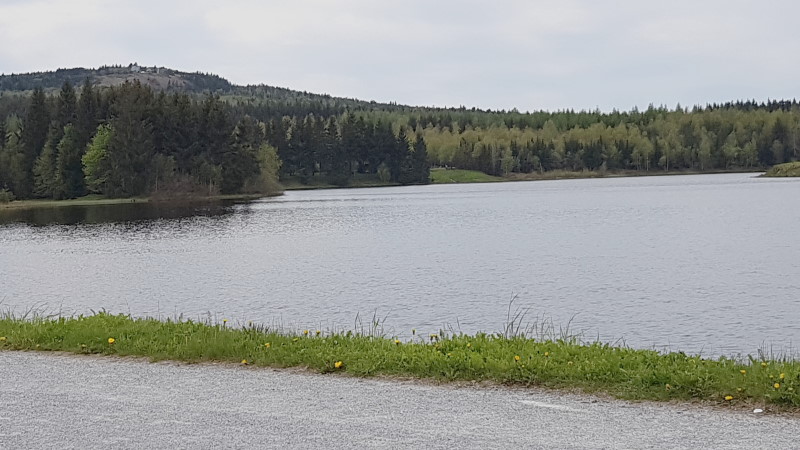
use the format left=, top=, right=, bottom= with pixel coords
left=1, top=0, right=797, bottom=111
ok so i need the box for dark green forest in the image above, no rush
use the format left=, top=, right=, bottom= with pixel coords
left=0, top=66, right=798, bottom=201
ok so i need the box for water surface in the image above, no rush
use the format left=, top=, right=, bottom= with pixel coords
left=2, top=173, right=798, bottom=356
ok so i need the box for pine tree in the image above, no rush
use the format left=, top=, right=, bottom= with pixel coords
left=82, top=124, right=112, bottom=193
left=412, top=133, right=430, bottom=184
left=221, top=116, right=261, bottom=194
left=17, top=88, right=51, bottom=197
left=56, top=81, right=77, bottom=127
left=32, top=124, right=61, bottom=198
left=54, top=124, right=86, bottom=199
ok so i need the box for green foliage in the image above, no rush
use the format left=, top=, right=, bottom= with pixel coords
left=0, top=188, right=14, bottom=203
left=82, top=124, right=112, bottom=193
left=32, top=126, right=59, bottom=198
left=376, top=163, right=391, bottom=182
left=764, top=161, right=800, bottom=177
left=54, top=124, right=86, bottom=199
left=3, top=66, right=800, bottom=200
left=242, top=143, right=282, bottom=195
left=2, top=312, right=800, bottom=409
left=430, top=168, right=502, bottom=183
left=221, top=116, right=261, bottom=194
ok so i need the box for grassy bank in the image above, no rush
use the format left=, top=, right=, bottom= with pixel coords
left=431, top=168, right=764, bottom=185
left=1, top=313, right=798, bottom=410
left=0, top=194, right=149, bottom=210
left=430, top=169, right=503, bottom=184
left=764, top=161, right=800, bottom=177
left=282, top=173, right=399, bottom=190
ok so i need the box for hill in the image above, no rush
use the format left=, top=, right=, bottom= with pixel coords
left=0, top=64, right=407, bottom=113
left=0, top=64, right=232, bottom=93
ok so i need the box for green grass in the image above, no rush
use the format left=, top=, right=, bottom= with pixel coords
left=430, top=169, right=503, bottom=184
left=1, top=312, right=798, bottom=410
left=0, top=194, right=149, bottom=210
left=282, top=173, right=399, bottom=190
left=764, top=161, right=800, bottom=177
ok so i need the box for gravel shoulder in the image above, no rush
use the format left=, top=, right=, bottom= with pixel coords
left=1, top=351, right=798, bottom=449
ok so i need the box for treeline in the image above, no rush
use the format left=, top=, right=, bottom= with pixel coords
left=418, top=106, right=800, bottom=175
left=0, top=80, right=431, bottom=200
left=1, top=67, right=799, bottom=201
left=0, top=81, right=281, bottom=199
left=238, top=100, right=800, bottom=177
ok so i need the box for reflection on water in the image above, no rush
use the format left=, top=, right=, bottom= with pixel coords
left=0, top=201, right=238, bottom=226
left=1, top=173, right=799, bottom=357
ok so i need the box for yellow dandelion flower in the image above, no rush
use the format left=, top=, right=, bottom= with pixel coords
left=334, top=361, right=344, bottom=369
left=761, top=362, right=768, bottom=368
left=394, top=339, right=401, bottom=345
left=223, top=319, right=228, bottom=323
left=241, top=359, right=248, bottom=365
left=724, top=395, right=733, bottom=401
left=264, top=343, right=271, bottom=348
left=107, top=337, right=116, bottom=345
left=740, top=369, right=746, bottom=375
left=665, top=384, right=671, bottom=391
left=303, top=330, right=309, bottom=336
left=780, top=373, right=785, bottom=380
left=544, top=352, right=550, bottom=357
left=514, top=355, right=521, bottom=362
left=316, top=330, right=321, bottom=336
left=0, top=336, right=6, bottom=342
left=774, top=383, right=781, bottom=389
left=466, top=343, right=472, bottom=348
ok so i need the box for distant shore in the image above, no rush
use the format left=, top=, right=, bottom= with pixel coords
left=763, top=162, right=800, bottom=177
left=0, top=169, right=769, bottom=210
left=0, top=193, right=273, bottom=211
left=283, top=167, right=765, bottom=191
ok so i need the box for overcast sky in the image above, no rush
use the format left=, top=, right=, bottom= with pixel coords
left=1, top=0, right=798, bottom=112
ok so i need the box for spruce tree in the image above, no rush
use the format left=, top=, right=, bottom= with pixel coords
left=18, top=88, right=50, bottom=197
left=54, top=124, right=86, bottom=199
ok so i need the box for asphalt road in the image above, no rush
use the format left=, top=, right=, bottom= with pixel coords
left=1, top=351, right=797, bottom=449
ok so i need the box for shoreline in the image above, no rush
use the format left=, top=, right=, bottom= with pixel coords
left=1, top=312, right=797, bottom=412
left=0, top=192, right=278, bottom=211
left=0, top=169, right=768, bottom=210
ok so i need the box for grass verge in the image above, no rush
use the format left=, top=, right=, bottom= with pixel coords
left=764, top=161, right=800, bottom=177
left=1, top=312, right=798, bottom=410
left=430, top=169, right=503, bottom=184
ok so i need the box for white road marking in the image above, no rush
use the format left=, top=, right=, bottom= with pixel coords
left=519, top=400, right=584, bottom=412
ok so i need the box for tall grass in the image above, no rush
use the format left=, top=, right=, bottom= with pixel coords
left=1, top=311, right=798, bottom=409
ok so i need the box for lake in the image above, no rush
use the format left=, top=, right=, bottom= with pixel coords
left=1, top=173, right=798, bottom=357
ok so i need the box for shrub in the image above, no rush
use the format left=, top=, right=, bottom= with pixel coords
left=0, top=188, right=15, bottom=204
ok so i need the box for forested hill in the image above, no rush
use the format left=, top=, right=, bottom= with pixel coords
left=0, top=64, right=400, bottom=111
left=0, top=64, right=233, bottom=94
left=0, top=64, right=799, bottom=203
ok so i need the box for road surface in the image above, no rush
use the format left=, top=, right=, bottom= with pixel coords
left=1, top=351, right=797, bottom=449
